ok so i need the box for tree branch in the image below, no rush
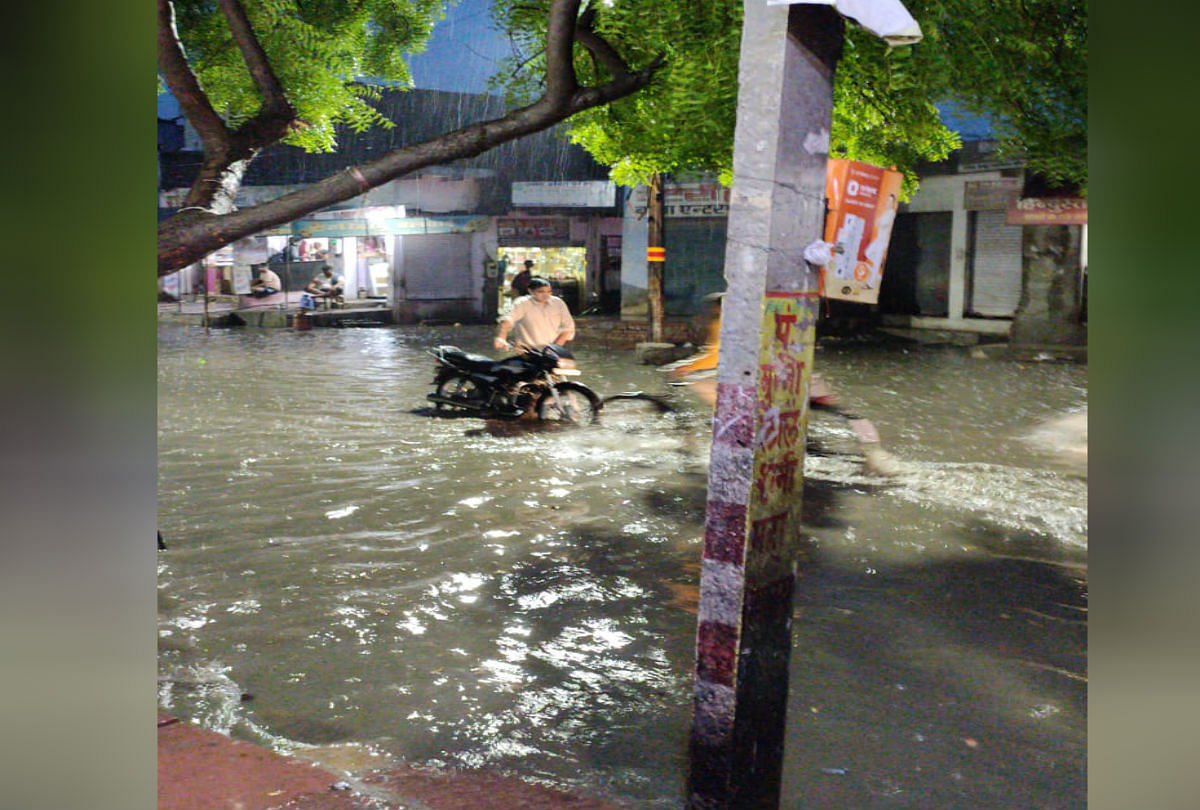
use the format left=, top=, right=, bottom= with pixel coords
left=158, top=0, right=662, bottom=275
left=575, top=5, right=634, bottom=78
left=543, top=0, right=581, bottom=105
left=157, top=0, right=230, bottom=155
left=216, top=0, right=298, bottom=133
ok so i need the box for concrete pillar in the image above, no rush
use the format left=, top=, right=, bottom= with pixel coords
left=947, top=185, right=969, bottom=320
left=620, top=187, right=650, bottom=320
left=1010, top=224, right=1086, bottom=346
left=686, top=4, right=843, bottom=809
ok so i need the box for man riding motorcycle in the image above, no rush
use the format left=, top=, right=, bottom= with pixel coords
left=494, top=277, right=575, bottom=351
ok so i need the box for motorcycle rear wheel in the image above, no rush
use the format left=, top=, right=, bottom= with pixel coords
left=536, top=382, right=601, bottom=425
left=435, top=374, right=488, bottom=411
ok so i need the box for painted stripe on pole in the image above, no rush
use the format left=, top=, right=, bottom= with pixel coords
left=647, top=246, right=666, bottom=262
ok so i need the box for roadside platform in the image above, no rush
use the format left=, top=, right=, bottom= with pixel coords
left=158, top=294, right=394, bottom=329
left=158, top=713, right=631, bottom=810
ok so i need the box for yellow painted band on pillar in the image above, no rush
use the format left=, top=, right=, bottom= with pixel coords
left=647, top=247, right=666, bottom=262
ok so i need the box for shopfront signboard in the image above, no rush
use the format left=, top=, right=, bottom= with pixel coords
left=512, top=181, right=616, bottom=208
left=291, top=214, right=489, bottom=238
left=1005, top=197, right=1088, bottom=226
left=964, top=178, right=1022, bottom=211
left=496, top=217, right=572, bottom=246
left=627, top=182, right=730, bottom=218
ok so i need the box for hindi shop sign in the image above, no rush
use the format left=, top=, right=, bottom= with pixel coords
left=496, top=217, right=572, bottom=246
left=1006, top=197, right=1088, bottom=226
left=627, top=182, right=731, bottom=218
left=964, top=178, right=1022, bottom=211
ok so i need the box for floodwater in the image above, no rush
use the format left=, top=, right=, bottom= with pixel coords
left=158, top=322, right=1086, bottom=809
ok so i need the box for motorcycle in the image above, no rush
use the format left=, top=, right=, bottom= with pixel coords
left=425, top=343, right=602, bottom=424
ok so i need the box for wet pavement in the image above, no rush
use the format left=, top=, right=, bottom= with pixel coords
left=159, top=712, right=630, bottom=810
left=158, top=712, right=368, bottom=810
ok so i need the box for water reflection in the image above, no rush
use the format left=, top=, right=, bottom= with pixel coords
left=159, top=324, right=1085, bottom=808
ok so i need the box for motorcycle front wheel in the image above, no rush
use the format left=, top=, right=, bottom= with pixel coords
left=536, top=382, right=601, bottom=425
left=435, top=374, right=488, bottom=411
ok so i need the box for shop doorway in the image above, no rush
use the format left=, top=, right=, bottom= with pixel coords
left=498, top=246, right=587, bottom=313
left=357, top=235, right=391, bottom=298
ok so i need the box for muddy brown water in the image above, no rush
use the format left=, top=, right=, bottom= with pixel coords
left=158, top=322, right=1086, bottom=809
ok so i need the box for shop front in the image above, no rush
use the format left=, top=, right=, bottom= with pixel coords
left=496, top=217, right=585, bottom=313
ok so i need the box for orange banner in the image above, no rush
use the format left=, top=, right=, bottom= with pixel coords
left=822, top=159, right=903, bottom=305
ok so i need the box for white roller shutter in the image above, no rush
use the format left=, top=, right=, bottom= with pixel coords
left=968, top=210, right=1022, bottom=317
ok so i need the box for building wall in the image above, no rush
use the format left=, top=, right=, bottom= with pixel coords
left=619, top=178, right=732, bottom=320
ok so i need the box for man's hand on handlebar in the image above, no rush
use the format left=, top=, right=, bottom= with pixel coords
left=493, top=336, right=511, bottom=350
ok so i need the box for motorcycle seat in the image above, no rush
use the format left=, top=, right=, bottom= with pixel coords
left=436, top=346, right=498, bottom=370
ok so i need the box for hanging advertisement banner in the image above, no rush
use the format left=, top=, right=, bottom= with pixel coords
left=821, top=159, right=903, bottom=304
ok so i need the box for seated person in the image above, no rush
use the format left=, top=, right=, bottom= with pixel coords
left=306, top=265, right=345, bottom=300
left=249, top=265, right=282, bottom=297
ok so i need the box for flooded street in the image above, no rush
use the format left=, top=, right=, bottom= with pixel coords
left=158, top=322, right=1086, bottom=809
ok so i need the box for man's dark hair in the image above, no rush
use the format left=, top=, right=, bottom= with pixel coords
left=523, top=259, right=534, bottom=268
left=527, top=277, right=551, bottom=290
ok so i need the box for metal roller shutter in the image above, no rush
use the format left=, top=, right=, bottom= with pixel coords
left=968, top=210, right=1023, bottom=317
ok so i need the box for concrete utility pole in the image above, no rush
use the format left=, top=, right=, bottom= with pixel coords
left=685, top=3, right=844, bottom=808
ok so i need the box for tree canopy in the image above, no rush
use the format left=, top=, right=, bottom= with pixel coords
left=164, top=0, right=447, bottom=154
left=491, top=0, right=745, bottom=187
left=492, top=0, right=1086, bottom=197
left=914, top=0, right=1087, bottom=190
left=158, top=0, right=1086, bottom=274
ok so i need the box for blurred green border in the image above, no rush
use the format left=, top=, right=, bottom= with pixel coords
left=1089, top=1, right=1200, bottom=809
left=8, top=1, right=1200, bottom=807
left=0, top=4, right=157, bottom=809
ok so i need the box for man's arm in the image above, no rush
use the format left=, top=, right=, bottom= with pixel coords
left=553, top=300, right=575, bottom=345
left=494, top=313, right=516, bottom=350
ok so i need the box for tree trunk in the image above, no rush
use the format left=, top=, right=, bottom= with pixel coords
left=1010, top=224, right=1086, bottom=347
